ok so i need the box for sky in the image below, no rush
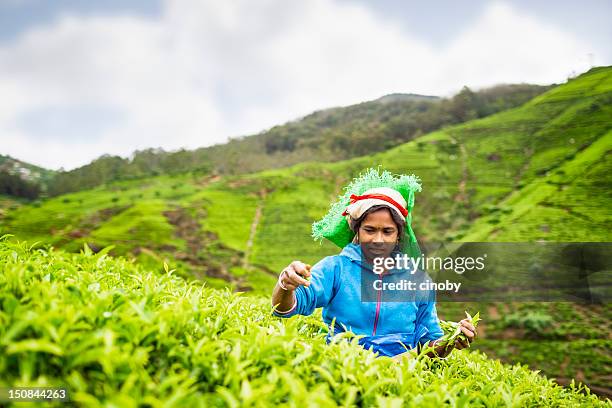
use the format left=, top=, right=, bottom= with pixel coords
left=0, top=0, right=610, bottom=171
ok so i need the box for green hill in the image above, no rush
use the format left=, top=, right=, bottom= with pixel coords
left=2, top=68, right=606, bottom=276
left=45, top=84, right=549, bottom=196
left=0, top=155, right=56, bottom=199
left=1, top=66, right=611, bottom=397
left=0, top=155, right=56, bottom=186
left=0, top=237, right=606, bottom=406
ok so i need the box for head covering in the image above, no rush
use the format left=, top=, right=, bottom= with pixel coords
left=312, top=167, right=422, bottom=259
left=342, top=186, right=408, bottom=222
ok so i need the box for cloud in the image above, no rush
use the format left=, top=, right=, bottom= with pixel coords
left=0, top=0, right=604, bottom=170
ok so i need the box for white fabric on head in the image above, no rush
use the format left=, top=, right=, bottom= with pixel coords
left=344, top=187, right=407, bottom=223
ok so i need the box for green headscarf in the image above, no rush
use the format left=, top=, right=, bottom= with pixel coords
left=312, top=167, right=423, bottom=259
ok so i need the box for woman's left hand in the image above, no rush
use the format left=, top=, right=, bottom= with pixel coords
left=426, top=318, right=478, bottom=358
left=453, top=318, right=477, bottom=350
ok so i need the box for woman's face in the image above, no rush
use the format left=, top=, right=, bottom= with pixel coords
left=358, top=208, right=399, bottom=261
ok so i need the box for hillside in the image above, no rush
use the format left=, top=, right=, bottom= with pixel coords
left=0, top=155, right=56, bottom=199
left=0, top=155, right=56, bottom=186
left=0, top=237, right=606, bottom=406
left=2, top=68, right=608, bottom=277
left=1, top=66, right=611, bottom=396
left=45, top=83, right=549, bottom=196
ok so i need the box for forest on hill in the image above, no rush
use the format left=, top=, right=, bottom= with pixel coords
left=3, top=83, right=550, bottom=198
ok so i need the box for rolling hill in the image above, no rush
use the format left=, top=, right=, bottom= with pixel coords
left=0, top=155, right=56, bottom=199
left=44, top=83, right=549, bottom=196
left=0, top=155, right=56, bottom=186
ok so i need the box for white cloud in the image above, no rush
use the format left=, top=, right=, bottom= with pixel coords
left=0, top=0, right=604, bottom=170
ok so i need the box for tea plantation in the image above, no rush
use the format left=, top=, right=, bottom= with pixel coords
left=1, top=66, right=611, bottom=403
left=0, top=237, right=607, bottom=407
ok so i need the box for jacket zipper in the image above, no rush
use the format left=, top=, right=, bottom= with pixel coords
left=372, top=271, right=386, bottom=336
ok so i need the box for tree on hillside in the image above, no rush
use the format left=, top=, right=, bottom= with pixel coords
left=0, top=171, right=41, bottom=199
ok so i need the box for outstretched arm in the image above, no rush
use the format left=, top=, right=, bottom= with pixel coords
left=271, top=256, right=337, bottom=317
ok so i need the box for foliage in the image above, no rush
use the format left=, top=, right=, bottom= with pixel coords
left=0, top=237, right=607, bottom=407
left=0, top=155, right=55, bottom=197
left=501, top=311, right=554, bottom=335
left=45, top=84, right=551, bottom=196
left=437, top=312, right=481, bottom=353
left=0, top=171, right=41, bottom=199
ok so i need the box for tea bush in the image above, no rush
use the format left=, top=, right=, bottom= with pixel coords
left=0, top=237, right=607, bottom=407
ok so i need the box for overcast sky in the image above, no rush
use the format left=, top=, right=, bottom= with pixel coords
left=1, top=0, right=610, bottom=170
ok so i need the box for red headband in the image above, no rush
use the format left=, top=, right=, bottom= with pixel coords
left=341, top=193, right=408, bottom=217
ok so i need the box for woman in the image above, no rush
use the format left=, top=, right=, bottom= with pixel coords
left=271, top=169, right=476, bottom=358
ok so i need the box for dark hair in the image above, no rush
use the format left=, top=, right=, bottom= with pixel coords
left=349, top=204, right=405, bottom=244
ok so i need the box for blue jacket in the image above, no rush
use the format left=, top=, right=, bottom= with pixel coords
left=273, top=243, right=444, bottom=357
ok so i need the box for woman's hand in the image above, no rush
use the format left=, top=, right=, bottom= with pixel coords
left=427, top=318, right=477, bottom=358
left=453, top=318, right=477, bottom=350
left=278, top=261, right=312, bottom=291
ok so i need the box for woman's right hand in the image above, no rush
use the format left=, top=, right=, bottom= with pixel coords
left=278, top=261, right=312, bottom=291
